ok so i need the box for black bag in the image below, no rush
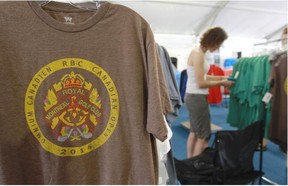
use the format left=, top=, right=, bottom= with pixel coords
left=214, top=122, right=262, bottom=184
left=174, top=147, right=217, bottom=185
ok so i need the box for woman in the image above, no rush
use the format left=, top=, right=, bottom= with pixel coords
left=185, top=27, right=234, bottom=158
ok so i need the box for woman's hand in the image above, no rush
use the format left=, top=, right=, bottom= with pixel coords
left=221, top=80, right=235, bottom=87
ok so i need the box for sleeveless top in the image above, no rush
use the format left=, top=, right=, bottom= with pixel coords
left=186, top=59, right=209, bottom=94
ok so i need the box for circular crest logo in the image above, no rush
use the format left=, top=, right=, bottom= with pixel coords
left=44, top=71, right=102, bottom=142
left=25, top=58, right=119, bottom=156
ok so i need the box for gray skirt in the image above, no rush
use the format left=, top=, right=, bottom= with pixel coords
left=184, top=93, right=211, bottom=139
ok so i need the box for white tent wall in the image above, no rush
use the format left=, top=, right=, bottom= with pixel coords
left=113, top=0, right=287, bottom=70
left=153, top=34, right=270, bottom=71
left=154, top=34, right=196, bottom=71
left=50, top=0, right=287, bottom=70
left=153, top=34, right=265, bottom=71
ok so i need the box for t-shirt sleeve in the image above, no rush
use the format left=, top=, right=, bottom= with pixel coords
left=145, top=30, right=173, bottom=142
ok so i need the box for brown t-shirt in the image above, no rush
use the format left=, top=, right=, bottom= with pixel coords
left=0, top=1, right=172, bottom=184
left=269, top=52, right=287, bottom=152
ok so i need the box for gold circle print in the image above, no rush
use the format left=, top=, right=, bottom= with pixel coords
left=24, top=58, right=119, bottom=156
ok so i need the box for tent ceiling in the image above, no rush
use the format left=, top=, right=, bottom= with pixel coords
left=113, top=0, right=288, bottom=43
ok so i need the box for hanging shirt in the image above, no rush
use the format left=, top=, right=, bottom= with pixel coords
left=269, top=52, right=287, bottom=152
left=156, top=44, right=182, bottom=123
left=227, top=56, right=271, bottom=137
left=0, top=1, right=172, bottom=184
left=156, top=44, right=181, bottom=185
left=207, top=64, right=224, bottom=104
left=180, top=69, right=188, bottom=102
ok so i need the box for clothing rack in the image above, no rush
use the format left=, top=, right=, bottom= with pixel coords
left=260, top=100, right=279, bottom=185
left=259, top=51, right=287, bottom=185
left=254, top=38, right=282, bottom=46
left=262, top=176, right=279, bottom=185
left=227, top=55, right=283, bottom=185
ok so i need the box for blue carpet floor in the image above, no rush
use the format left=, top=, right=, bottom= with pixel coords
left=171, top=103, right=287, bottom=185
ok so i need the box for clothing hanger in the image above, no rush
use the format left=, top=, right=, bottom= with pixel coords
left=69, top=0, right=101, bottom=10
left=38, top=0, right=101, bottom=10
left=38, top=0, right=51, bottom=6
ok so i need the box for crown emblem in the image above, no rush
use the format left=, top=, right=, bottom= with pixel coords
left=61, top=71, right=84, bottom=88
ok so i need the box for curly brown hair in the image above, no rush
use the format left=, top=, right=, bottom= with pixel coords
left=200, top=27, right=228, bottom=49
